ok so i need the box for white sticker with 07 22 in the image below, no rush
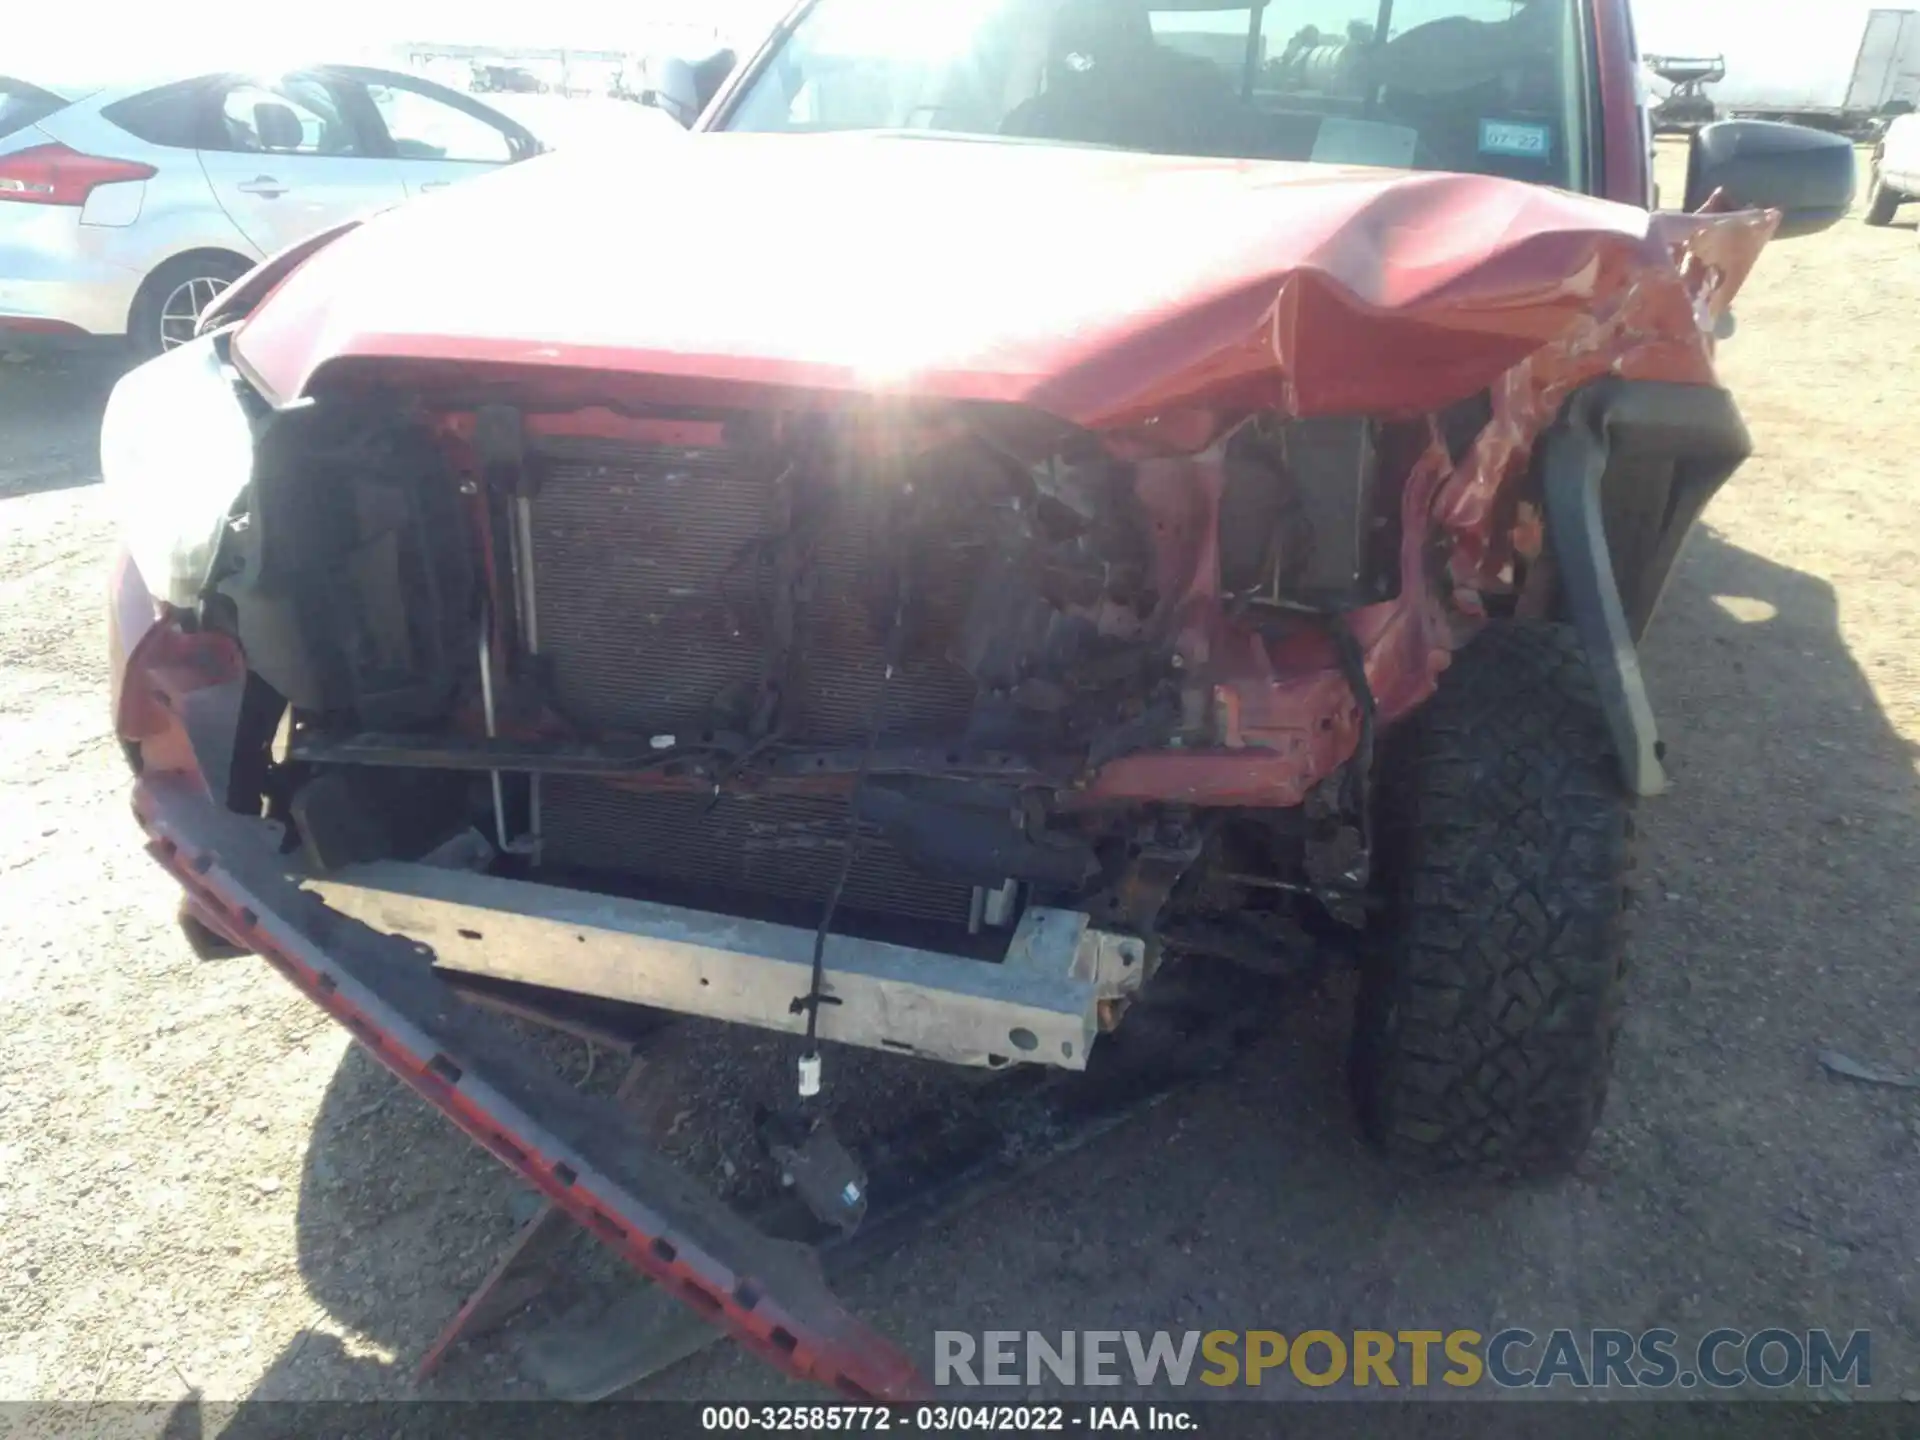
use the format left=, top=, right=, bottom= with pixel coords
left=1479, top=120, right=1552, bottom=157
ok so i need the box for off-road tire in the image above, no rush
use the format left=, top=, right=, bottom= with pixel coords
left=1864, top=174, right=1902, bottom=226
left=1349, top=621, right=1632, bottom=1179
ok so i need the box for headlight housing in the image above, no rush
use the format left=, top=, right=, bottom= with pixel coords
left=100, top=335, right=256, bottom=609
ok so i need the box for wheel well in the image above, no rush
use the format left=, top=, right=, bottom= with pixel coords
left=128, top=248, right=257, bottom=331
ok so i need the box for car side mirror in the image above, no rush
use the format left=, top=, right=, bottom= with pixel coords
left=637, top=49, right=737, bottom=127
left=639, top=57, right=702, bottom=127
left=691, top=49, right=738, bottom=112
left=1684, top=120, right=1857, bottom=238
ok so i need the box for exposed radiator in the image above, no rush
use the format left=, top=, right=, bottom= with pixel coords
left=527, top=436, right=983, bottom=926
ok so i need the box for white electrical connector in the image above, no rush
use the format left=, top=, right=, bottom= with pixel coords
left=798, top=1052, right=822, bottom=1098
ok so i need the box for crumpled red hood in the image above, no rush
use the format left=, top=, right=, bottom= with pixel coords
left=231, top=131, right=1773, bottom=428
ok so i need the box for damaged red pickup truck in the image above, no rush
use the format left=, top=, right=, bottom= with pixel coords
left=103, top=0, right=1854, bottom=1398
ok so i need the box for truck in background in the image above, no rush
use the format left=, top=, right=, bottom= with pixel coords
left=1730, top=7, right=1918, bottom=135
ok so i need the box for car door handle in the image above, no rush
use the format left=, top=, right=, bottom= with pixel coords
left=237, top=176, right=286, bottom=197
left=419, top=180, right=453, bottom=192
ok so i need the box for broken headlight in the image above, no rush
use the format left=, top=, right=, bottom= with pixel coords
left=100, top=335, right=255, bottom=609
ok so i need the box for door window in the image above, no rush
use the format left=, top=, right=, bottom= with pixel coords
left=210, top=76, right=366, bottom=155
left=365, top=82, right=516, bottom=163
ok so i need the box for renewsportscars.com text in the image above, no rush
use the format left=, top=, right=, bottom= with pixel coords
left=934, top=1328, right=1872, bottom=1391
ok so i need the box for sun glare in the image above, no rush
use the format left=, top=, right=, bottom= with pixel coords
left=810, top=0, right=1009, bottom=60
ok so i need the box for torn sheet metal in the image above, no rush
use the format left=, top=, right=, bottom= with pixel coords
left=1077, top=203, right=1777, bottom=806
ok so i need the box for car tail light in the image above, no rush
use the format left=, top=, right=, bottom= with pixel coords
left=0, top=143, right=156, bottom=206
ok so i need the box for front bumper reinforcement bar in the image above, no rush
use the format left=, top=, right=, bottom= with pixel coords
left=132, top=775, right=927, bottom=1401
left=307, top=861, right=1144, bottom=1072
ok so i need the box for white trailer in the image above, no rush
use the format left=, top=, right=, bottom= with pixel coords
left=1845, top=7, right=1920, bottom=112
left=1728, top=7, right=1919, bottom=133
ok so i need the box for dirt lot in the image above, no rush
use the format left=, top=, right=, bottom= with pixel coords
left=2, top=141, right=1918, bottom=1407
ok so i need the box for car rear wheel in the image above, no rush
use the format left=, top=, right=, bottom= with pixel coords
left=1349, top=621, right=1633, bottom=1179
left=129, top=253, right=252, bottom=359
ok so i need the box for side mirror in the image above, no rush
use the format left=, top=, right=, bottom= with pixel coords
left=635, top=49, right=737, bottom=127
left=1684, top=120, right=1857, bottom=238
left=638, top=57, right=701, bottom=127
left=691, top=49, right=738, bottom=112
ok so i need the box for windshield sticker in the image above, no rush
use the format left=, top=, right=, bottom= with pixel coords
left=1480, top=120, right=1553, bottom=159
left=1311, top=118, right=1420, bottom=169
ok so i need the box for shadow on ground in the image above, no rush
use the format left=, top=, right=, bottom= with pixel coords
left=165, top=525, right=1920, bottom=1418
left=0, top=352, right=133, bottom=499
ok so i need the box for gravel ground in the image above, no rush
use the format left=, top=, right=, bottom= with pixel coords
left=2, top=142, right=1917, bottom=1407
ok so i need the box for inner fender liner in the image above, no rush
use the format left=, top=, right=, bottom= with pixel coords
left=1540, top=379, right=1751, bottom=798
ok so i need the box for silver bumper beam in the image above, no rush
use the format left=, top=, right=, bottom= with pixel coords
left=308, top=863, right=1147, bottom=1071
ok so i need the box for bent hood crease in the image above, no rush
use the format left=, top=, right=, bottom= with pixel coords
left=230, top=132, right=1776, bottom=430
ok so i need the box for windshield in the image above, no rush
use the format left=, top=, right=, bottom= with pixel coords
left=719, top=0, right=1589, bottom=190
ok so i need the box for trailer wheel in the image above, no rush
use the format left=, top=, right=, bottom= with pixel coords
left=1349, top=622, right=1632, bottom=1179
left=1864, top=172, right=1902, bottom=226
